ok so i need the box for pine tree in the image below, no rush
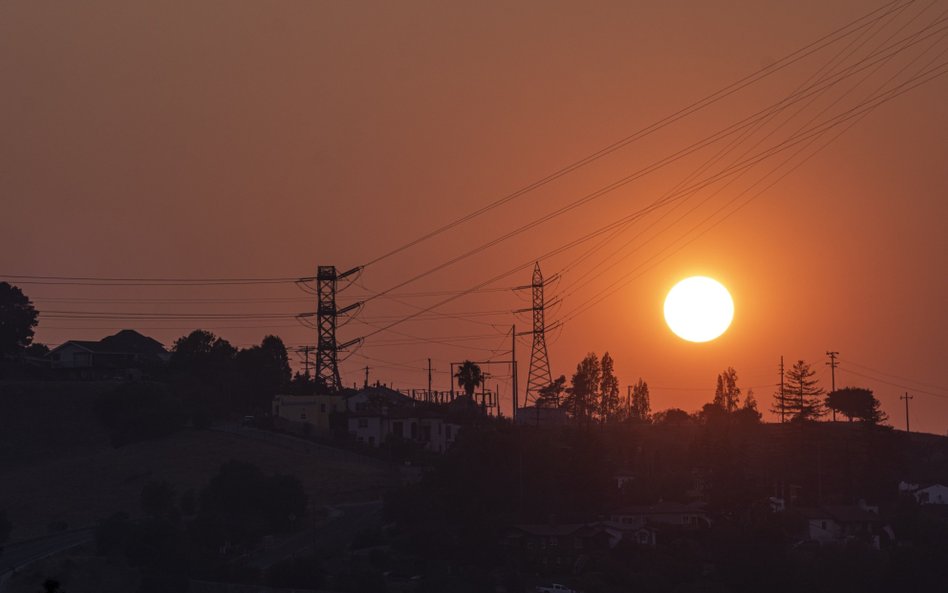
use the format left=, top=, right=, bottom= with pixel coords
left=779, top=359, right=825, bottom=421
left=598, top=352, right=620, bottom=422
left=564, top=353, right=600, bottom=424
left=630, top=378, right=651, bottom=422
left=712, top=367, right=742, bottom=412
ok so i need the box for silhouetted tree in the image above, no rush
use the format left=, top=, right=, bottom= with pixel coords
left=236, top=335, right=291, bottom=412
left=0, top=282, right=38, bottom=357
left=598, top=352, right=621, bottom=422
left=565, top=353, right=600, bottom=423
left=653, top=407, right=691, bottom=425
left=170, top=329, right=238, bottom=420
left=536, top=375, right=566, bottom=408
left=713, top=367, right=742, bottom=412
left=455, top=360, right=484, bottom=397
left=825, top=387, right=887, bottom=424
left=170, top=329, right=236, bottom=369
left=733, top=389, right=762, bottom=424
left=780, top=359, right=825, bottom=421
left=24, top=342, right=49, bottom=357
left=629, top=378, right=651, bottom=422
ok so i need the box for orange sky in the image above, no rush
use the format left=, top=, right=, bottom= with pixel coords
left=2, top=1, right=946, bottom=432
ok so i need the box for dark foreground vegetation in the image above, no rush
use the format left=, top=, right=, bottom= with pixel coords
left=378, top=420, right=948, bottom=593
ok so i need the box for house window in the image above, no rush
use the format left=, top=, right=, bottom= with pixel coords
left=393, top=421, right=403, bottom=437
left=446, top=426, right=453, bottom=439
left=410, top=422, right=418, bottom=439
left=320, top=404, right=326, bottom=413
left=369, top=436, right=375, bottom=446
left=358, top=418, right=368, bottom=429
left=300, top=412, right=307, bottom=420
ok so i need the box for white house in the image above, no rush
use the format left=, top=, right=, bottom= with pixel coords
left=914, top=484, right=948, bottom=505
left=800, top=505, right=883, bottom=549
left=348, top=408, right=460, bottom=453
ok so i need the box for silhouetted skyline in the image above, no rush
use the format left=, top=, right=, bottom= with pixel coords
left=1, top=0, right=946, bottom=432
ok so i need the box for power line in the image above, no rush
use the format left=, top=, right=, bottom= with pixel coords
left=357, top=16, right=948, bottom=308
left=3, top=274, right=309, bottom=286
left=358, top=0, right=914, bottom=269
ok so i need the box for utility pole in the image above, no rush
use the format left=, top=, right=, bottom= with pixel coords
left=826, top=351, right=839, bottom=421
left=427, top=358, right=432, bottom=404
left=449, top=362, right=455, bottom=400
left=779, top=356, right=785, bottom=424
left=627, top=385, right=632, bottom=418
left=363, top=366, right=370, bottom=389
left=296, top=345, right=315, bottom=380
left=512, top=324, right=518, bottom=422
left=901, top=392, right=913, bottom=433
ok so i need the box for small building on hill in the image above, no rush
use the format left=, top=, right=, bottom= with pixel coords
left=798, top=504, right=886, bottom=549
left=48, top=329, right=169, bottom=379
left=348, top=406, right=459, bottom=453
left=914, top=484, right=948, bottom=505
left=271, top=393, right=348, bottom=435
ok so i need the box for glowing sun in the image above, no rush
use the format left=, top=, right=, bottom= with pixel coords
left=663, top=276, right=734, bottom=343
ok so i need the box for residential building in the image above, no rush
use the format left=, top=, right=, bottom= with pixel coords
left=914, top=484, right=948, bottom=505
left=47, top=329, right=168, bottom=378
left=348, top=407, right=460, bottom=453
left=799, top=504, right=885, bottom=549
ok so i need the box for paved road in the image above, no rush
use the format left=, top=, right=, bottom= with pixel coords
left=0, top=528, right=95, bottom=590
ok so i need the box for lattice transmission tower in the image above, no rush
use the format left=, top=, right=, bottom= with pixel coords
left=517, top=262, right=557, bottom=406
left=314, top=265, right=362, bottom=392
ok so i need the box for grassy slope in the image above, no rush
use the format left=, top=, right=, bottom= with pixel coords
left=0, top=382, right=394, bottom=541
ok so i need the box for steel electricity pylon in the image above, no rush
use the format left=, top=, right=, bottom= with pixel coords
left=314, top=265, right=362, bottom=392
left=516, top=262, right=558, bottom=407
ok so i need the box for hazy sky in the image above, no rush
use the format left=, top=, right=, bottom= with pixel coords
left=2, top=1, right=946, bottom=432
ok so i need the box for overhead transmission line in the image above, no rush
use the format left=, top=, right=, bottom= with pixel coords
left=354, top=52, right=948, bottom=343
left=554, top=0, right=921, bottom=287
left=354, top=13, right=948, bottom=310
left=357, top=0, right=914, bottom=271
left=557, top=54, right=948, bottom=324
left=556, top=4, right=948, bottom=302
left=2, top=274, right=310, bottom=286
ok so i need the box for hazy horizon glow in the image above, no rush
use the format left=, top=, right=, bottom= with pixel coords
left=1, top=0, right=946, bottom=433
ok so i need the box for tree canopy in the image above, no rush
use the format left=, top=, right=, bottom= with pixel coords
left=630, top=378, right=651, bottom=422
left=455, top=360, right=484, bottom=397
left=0, top=281, right=38, bottom=357
left=565, top=352, right=600, bottom=423
left=598, top=352, right=621, bottom=422
left=713, top=367, right=742, bottom=412
left=825, top=387, right=887, bottom=423
left=772, top=359, right=825, bottom=422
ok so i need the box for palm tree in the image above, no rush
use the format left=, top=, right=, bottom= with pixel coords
left=455, top=360, right=484, bottom=398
